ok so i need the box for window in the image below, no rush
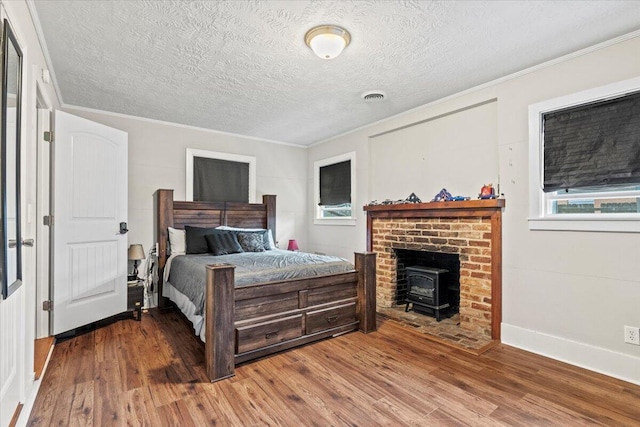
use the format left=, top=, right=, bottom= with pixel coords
left=314, top=152, right=356, bottom=225
left=528, top=77, right=640, bottom=232
left=547, top=185, right=640, bottom=215
left=186, top=148, right=256, bottom=203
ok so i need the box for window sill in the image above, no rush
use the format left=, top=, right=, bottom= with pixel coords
left=528, top=217, right=640, bottom=233
left=313, top=218, right=357, bottom=226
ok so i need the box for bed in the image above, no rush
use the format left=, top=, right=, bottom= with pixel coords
left=154, top=189, right=377, bottom=382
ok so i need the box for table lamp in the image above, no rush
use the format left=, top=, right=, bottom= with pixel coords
left=287, top=239, right=299, bottom=251
left=128, top=244, right=145, bottom=281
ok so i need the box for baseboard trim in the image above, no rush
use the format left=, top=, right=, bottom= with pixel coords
left=9, top=403, right=23, bottom=427
left=502, top=323, right=640, bottom=386
left=15, top=341, right=55, bottom=427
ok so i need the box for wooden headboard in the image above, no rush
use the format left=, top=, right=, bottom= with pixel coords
left=153, top=189, right=276, bottom=306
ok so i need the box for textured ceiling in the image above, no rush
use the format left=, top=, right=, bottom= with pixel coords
left=31, top=0, right=640, bottom=146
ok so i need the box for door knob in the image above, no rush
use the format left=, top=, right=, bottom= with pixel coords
left=119, top=222, right=128, bottom=234
left=8, top=239, right=35, bottom=248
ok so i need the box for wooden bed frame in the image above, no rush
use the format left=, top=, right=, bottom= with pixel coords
left=154, top=189, right=376, bottom=382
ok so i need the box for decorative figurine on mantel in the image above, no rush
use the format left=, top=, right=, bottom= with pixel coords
left=479, top=183, right=497, bottom=199
left=368, top=192, right=422, bottom=206
left=369, top=190, right=475, bottom=206
left=432, top=188, right=453, bottom=202
left=405, top=192, right=421, bottom=203
left=432, top=188, right=470, bottom=202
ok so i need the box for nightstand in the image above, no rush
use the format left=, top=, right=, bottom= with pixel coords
left=127, top=281, right=144, bottom=321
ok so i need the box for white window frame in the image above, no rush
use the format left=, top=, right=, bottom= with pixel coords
left=314, top=152, right=356, bottom=226
left=528, top=76, right=640, bottom=233
left=186, top=148, right=256, bottom=203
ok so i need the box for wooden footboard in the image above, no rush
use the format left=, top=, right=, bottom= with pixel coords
left=204, top=252, right=376, bottom=382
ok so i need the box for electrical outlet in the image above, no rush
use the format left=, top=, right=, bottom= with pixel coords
left=624, top=326, right=640, bottom=345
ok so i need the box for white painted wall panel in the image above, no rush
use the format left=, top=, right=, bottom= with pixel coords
left=370, top=101, right=498, bottom=202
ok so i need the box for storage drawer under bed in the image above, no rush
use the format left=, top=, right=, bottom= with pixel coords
left=235, top=314, right=303, bottom=354
left=305, top=302, right=357, bottom=335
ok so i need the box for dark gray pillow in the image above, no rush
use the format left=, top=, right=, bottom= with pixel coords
left=204, top=230, right=244, bottom=256
left=237, top=232, right=266, bottom=252
left=184, top=225, right=217, bottom=254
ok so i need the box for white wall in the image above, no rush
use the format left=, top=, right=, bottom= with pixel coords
left=308, top=34, right=640, bottom=384
left=61, top=108, right=308, bottom=252
left=369, top=100, right=498, bottom=202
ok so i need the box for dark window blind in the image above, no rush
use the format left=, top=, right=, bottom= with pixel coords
left=319, top=160, right=351, bottom=205
left=193, top=157, right=249, bottom=202
left=543, top=90, right=640, bottom=192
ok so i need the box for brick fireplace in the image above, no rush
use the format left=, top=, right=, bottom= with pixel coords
left=364, top=200, right=505, bottom=339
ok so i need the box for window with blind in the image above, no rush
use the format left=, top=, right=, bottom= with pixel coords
left=528, top=77, right=640, bottom=232
left=314, top=152, right=356, bottom=223
left=186, top=149, right=256, bottom=203
left=193, top=157, right=249, bottom=202
left=543, top=91, right=640, bottom=193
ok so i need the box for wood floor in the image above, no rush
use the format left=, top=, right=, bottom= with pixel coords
left=28, top=310, right=640, bottom=426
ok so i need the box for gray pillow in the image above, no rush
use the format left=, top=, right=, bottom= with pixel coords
left=237, top=232, right=266, bottom=252
left=217, top=226, right=274, bottom=250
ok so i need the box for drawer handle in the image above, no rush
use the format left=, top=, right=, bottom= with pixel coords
left=326, top=315, right=338, bottom=323
left=265, top=330, right=280, bottom=339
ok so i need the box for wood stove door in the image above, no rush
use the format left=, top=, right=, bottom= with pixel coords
left=407, top=273, right=436, bottom=305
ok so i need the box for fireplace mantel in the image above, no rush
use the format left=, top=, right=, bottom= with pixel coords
left=363, top=199, right=505, bottom=214
left=364, top=198, right=505, bottom=340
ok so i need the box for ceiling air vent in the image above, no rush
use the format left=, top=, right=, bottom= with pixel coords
left=361, top=90, right=386, bottom=101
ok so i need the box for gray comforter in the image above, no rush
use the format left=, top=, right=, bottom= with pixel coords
left=167, top=249, right=354, bottom=315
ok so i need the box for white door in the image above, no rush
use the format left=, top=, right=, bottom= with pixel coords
left=52, top=111, right=128, bottom=335
left=0, top=107, right=23, bottom=427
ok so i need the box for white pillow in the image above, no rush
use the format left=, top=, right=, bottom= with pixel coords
left=216, top=226, right=276, bottom=250
left=168, top=227, right=186, bottom=254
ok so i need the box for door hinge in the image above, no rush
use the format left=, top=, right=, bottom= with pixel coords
left=43, top=215, right=54, bottom=226
left=44, top=131, right=54, bottom=142
left=43, top=300, right=52, bottom=311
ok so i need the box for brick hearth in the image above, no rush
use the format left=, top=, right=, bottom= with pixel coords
left=364, top=200, right=505, bottom=339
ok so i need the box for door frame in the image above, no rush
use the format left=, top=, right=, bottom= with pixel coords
left=34, top=79, right=51, bottom=338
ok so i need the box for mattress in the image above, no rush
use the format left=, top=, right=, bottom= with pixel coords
left=163, top=279, right=206, bottom=338
left=166, top=249, right=354, bottom=317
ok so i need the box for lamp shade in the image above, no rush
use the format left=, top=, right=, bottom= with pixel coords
left=128, top=244, right=145, bottom=261
left=287, top=239, right=299, bottom=251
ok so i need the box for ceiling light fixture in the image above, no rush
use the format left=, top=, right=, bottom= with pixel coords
left=305, top=25, right=351, bottom=60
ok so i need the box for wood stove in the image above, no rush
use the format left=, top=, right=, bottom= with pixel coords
left=404, top=266, right=449, bottom=321
left=394, top=249, right=460, bottom=313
